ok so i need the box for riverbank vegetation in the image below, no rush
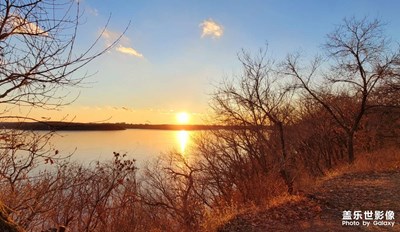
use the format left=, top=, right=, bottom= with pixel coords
left=0, top=1, right=399, bottom=231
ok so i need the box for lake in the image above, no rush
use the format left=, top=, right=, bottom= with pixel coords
left=49, top=129, right=195, bottom=166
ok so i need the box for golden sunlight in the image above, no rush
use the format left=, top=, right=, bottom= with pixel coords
left=176, top=112, right=190, bottom=124
left=177, top=130, right=189, bottom=154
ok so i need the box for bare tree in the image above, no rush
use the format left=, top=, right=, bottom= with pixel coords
left=210, top=47, right=296, bottom=194
left=139, top=152, right=205, bottom=232
left=0, top=0, right=119, bottom=109
left=0, top=0, right=121, bottom=154
left=284, top=17, right=400, bottom=163
left=0, top=0, right=124, bottom=230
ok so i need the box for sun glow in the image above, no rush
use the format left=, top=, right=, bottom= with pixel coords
left=177, top=130, right=189, bottom=154
left=176, top=112, right=190, bottom=124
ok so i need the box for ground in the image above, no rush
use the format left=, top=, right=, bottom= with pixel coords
left=218, top=170, right=400, bottom=232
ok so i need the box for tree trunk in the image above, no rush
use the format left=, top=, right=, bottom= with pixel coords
left=280, top=169, right=294, bottom=195
left=277, top=123, right=293, bottom=194
left=347, top=134, right=355, bottom=163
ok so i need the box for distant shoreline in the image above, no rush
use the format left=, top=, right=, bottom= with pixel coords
left=0, top=121, right=258, bottom=131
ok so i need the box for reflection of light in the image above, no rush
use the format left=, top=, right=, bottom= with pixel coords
left=177, top=130, right=189, bottom=154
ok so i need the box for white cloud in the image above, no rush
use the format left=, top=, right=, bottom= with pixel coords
left=7, top=15, right=48, bottom=36
left=116, top=45, right=143, bottom=58
left=200, top=19, right=223, bottom=38
left=102, top=29, right=123, bottom=46
left=101, top=29, right=143, bottom=58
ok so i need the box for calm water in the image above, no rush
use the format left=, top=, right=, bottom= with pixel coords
left=49, top=129, right=195, bottom=166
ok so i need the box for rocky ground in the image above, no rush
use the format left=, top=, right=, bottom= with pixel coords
left=218, top=170, right=400, bottom=232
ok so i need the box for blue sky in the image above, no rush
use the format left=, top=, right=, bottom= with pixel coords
left=32, top=0, right=400, bottom=124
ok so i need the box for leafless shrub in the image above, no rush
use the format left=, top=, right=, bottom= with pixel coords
left=193, top=130, right=286, bottom=206
left=139, top=151, right=205, bottom=232
left=0, top=153, right=137, bottom=232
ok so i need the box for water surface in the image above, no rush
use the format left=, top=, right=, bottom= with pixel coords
left=50, top=129, right=194, bottom=166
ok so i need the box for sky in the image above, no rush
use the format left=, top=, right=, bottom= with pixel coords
left=22, top=0, right=400, bottom=124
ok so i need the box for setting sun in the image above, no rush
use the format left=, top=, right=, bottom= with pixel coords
left=176, top=112, right=190, bottom=124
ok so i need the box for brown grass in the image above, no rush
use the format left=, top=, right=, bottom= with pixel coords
left=201, top=203, right=257, bottom=232
left=311, top=146, right=400, bottom=191
left=352, top=146, right=400, bottom=172
left=201, top=147, right=400, bottom=232
left=201, top=194, right=309, bottom=231
left=267, top=194, right=306, bottom=208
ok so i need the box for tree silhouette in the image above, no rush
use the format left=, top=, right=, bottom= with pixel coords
left=284, top=17, right=400, bottom=163
left=0, top=0, right=121, bottom=109
left=0, top=1, right=123, bottom=230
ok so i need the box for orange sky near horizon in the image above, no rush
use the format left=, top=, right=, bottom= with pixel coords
left=6, top=105, right=207, bottom=124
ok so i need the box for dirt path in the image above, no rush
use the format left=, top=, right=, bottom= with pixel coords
left=218, top=171, right=400, bottom=232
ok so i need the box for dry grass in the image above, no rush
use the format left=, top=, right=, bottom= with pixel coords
left=201, top=203, right=257, bottom=232
left=311, top=147, right=400, bottom=189
left=201, top=147, right=400, bottom=232
left=352, top=146, right=400, bottom=172
left=318, top=164, right=352, bottom=182
left=201, top=194, right=308, bottom=232
left=200, top=175, right=293, bottom=232
left=266, top=194, right=306, bottom=208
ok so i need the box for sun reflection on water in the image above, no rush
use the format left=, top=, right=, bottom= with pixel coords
left=177, top=130, right=189, bottom=154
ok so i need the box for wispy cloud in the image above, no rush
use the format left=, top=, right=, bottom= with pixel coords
left=101, top=29, right=143, bottom=58
left=102, top=29, right=127, bottom=46
left=9, top=15, right=48, bottom=36
left=116, top=45, right=143, bottom=58
left=200, top=19, right=223, bottom=38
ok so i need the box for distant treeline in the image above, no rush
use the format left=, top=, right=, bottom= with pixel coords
left=0, top=121, right=126, bottom=131
left=0, top=121, right=260, bottom=131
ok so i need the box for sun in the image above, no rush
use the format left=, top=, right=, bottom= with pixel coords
left=176, top=112, right=190, bottom=124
